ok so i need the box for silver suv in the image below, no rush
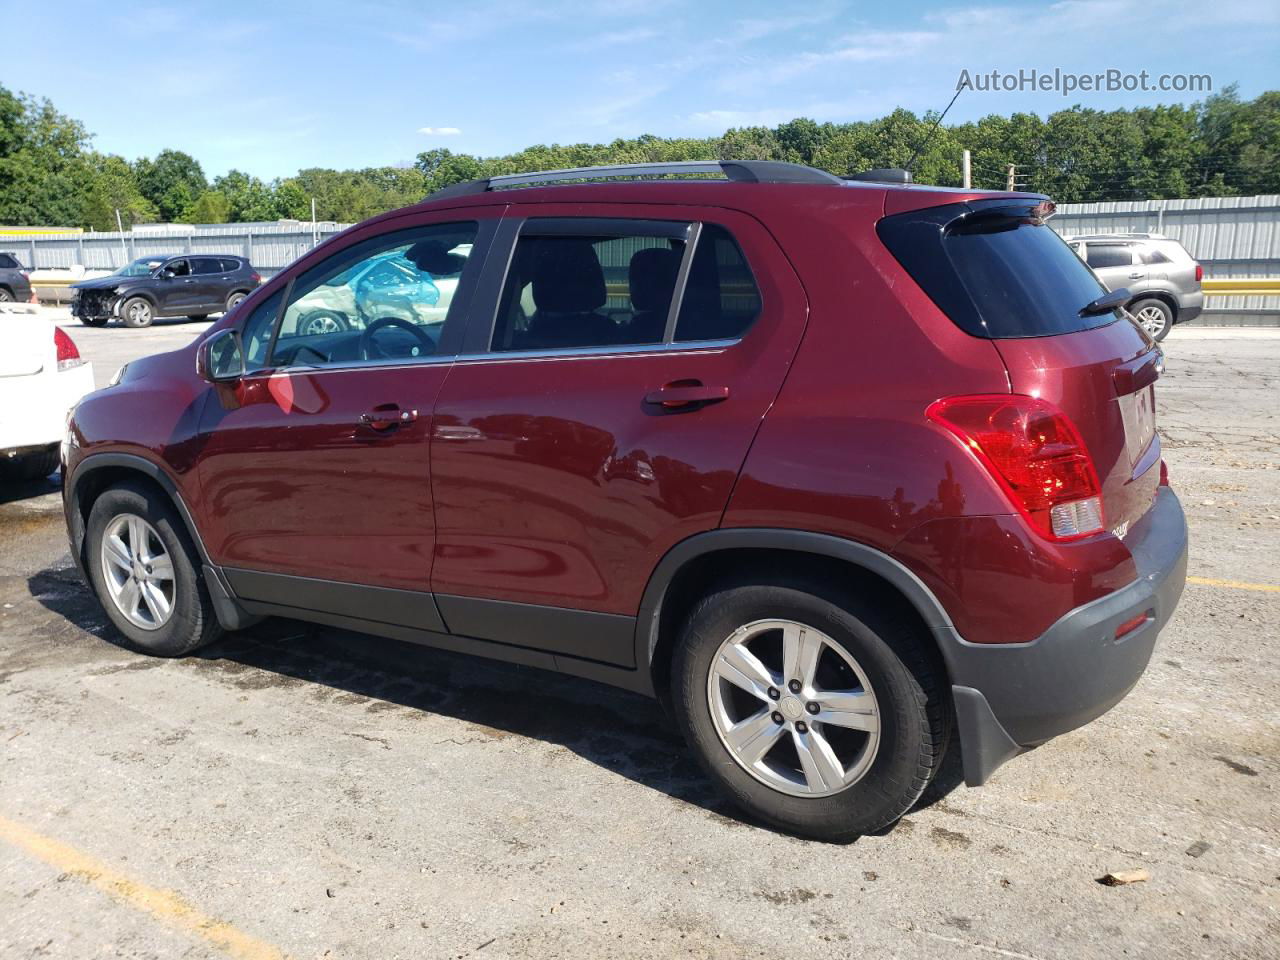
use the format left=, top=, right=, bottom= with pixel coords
left=1064, top=233, right=1203, bottom=341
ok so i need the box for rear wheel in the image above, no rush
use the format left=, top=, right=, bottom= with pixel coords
left=120, top=296, right=154, bottom=328
left=672, top=578, right=949, bottom=841
left=1, top=447, right=59, bottom=481
left=0, top=287, right=12, bottom=302
left=85, top=483, right=221, bottom=656
left=224, top=291, right=248, bottom=313
left=1131, top=298, right=1173, bottom=341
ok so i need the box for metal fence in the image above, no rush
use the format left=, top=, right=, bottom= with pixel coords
left=8, top=194, right=1280, bottom=324
left=1052, top=195, right=1280, bottom=324
left=6, top=220, right=351, bottom=280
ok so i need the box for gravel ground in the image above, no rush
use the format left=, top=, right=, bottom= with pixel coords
left=1, top=318, right=1277, bottom=960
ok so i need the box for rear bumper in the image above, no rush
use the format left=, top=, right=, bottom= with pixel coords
left=944, top=486, right=1188, bottom=785
left=1177, top=291, right=1204, bottom=323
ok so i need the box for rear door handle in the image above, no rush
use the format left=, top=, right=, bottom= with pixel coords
left=360, top=404, right=418, bottom=431
left=643, top=382, right=730, bottom=409
left=1128, top=272, right=1144, bottom=280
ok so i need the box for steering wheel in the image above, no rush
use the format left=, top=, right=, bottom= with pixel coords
left=358, top=316, right=435, bottom=361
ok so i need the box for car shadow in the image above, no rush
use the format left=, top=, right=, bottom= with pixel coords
left=0, top=471, right=61, bottom=505
left=28, top=564, right=962, bottom=839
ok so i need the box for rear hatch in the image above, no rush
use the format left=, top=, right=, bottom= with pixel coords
left=878, top=197, right=1161, bottom=539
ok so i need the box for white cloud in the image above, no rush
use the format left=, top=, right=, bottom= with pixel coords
left=418, top=127, right=462, bottom=136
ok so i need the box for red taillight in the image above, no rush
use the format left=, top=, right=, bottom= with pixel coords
left=926, top=394, right=1104, bottom=541
left=54, top=327, right=85, bottom=371
left=250, top=272, right=262, bottom=285
left=1159, top=459, right=1170, bottom=486
left=1194, top=263, right=1203, bottom=283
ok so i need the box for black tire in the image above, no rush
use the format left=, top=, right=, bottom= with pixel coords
left=224, top=290, right=248, bottom=313
left=79, top=316, right=109, bottom=327
left=1130, top=298, right=1173, bottom=341
left=671, top=576, right=950, bottom=842
left=187, top=314, right=210, bottom=322
left=1, top=447, right=59, bottom=481
left=0, top=287, right=12, bottom=302
left=120, top=296, right=155, bottom=328
left=85, top=482, right=221, bottom=656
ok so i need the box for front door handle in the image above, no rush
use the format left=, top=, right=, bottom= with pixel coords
left=643, top=381, right=730, bottom=409
left=360, top=404, right=418, bottom=431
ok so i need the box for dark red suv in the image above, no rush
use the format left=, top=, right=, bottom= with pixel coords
left=62, top=160, right=1188, bottom=841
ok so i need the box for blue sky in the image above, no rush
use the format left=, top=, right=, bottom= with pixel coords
left=3, top=0, right=1278, bottom=180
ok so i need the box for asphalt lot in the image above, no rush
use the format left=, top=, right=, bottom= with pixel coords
left=2, top=313, right=1278, bottom=960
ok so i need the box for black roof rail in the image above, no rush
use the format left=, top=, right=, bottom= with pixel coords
left=424, top=160, right=843, bottom=200
left=845, top=168, right=913, bottom=184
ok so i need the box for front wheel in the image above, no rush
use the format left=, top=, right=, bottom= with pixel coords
left=672, top=578, right=950, bottom=841
left=120, top=296, right=154, bottom=328
left=1131, top=298, right=1173, bottom=341
left=79, top=316, right=109, bottom=327
left=85, top=482, right=221, bottom=656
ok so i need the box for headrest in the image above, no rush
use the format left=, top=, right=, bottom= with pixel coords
left=532, top=239, right=606, bottom=313
left=404, top=240, right=467, bottom=276
left=628, top=248, right=681, bottom=313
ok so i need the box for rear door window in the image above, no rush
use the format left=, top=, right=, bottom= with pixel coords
left=1084, top=244, right=1134, bottom=269
left=877, top=200, right=1115, bottom=338
left=674, top=224, right=762, bottom=342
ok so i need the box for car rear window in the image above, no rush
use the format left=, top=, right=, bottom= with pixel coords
left=877, top=199, right=1116, bottom=339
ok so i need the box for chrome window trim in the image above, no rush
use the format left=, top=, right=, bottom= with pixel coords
left=236, top=337, right=741, bottom=379
left=455, top=337, right=740, bottom=364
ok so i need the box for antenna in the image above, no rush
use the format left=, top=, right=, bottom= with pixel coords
left=904, top=85, right=964, bottom=176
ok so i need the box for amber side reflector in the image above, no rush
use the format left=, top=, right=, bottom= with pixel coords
left=1115, top=612, right=1151, bottom=639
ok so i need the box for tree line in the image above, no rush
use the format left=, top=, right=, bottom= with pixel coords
left=1, top=83, right=1276, bottom=231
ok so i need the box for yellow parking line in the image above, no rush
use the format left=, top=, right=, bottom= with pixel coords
left=1186, top=575, right=1280, bottom=594
left=0, top=814, right=287, bottom=960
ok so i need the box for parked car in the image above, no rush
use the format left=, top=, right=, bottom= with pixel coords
left=70, top=255, right=260, bottom=328
left=1064, top=233, right=1203, bottom=341
left=62, top=161, right=1188, bottom=841
left=1, top=306, right=93, bottom=480
left=0, top=251, right=35, bottom=303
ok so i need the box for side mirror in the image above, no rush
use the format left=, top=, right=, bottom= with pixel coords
left=197, top=329, right=245, bottom=383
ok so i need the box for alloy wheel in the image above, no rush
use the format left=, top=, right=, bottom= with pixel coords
left=99, top=514, right=176, bottom=630
left=127, top=300, right=152, bottom=324
left=1135, top=305, right=1168, bottom=336
left=706, top=619, right=881, bottom=797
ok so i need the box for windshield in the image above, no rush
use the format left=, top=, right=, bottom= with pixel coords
left=115, top=258, right=165, bottom=277
left=878, top=200, right=1116, bottom=338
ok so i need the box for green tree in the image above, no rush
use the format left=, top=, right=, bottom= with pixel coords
left=185, top=189, right=232, bottom=224
left=82, top=153, right=157, bottom=230
left=134, top=149, right=207, bottom=221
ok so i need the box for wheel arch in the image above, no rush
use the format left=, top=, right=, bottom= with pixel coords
left=636, top=528, right=958, bottom=705
left=66, top=453, right=211, bottom=573
left=1127, top=291, right=1178, bottom=321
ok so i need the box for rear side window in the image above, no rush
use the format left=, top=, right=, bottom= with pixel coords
left=1139, top=247, right=1171, bottom=265
left=0, top=253, right=18, bottom=269
left=490, top=223, right=688, bottom=352
left=674, top=225, right=761, bottom=342
left=1084, top=245, right=1133, bottom=269
left=877, top=201, right=1114, bottom=339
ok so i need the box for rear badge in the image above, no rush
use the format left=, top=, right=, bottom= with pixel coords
left=1111, top=520, right=1130, bottom=540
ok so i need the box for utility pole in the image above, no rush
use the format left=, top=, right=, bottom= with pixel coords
left=311, top=197, right=318, bottom=249
left=114, top=209, right=128, bottom=267
left=961, top=150, right=971, bottom=189
left=1006, top=163, right=1016, bottom=192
